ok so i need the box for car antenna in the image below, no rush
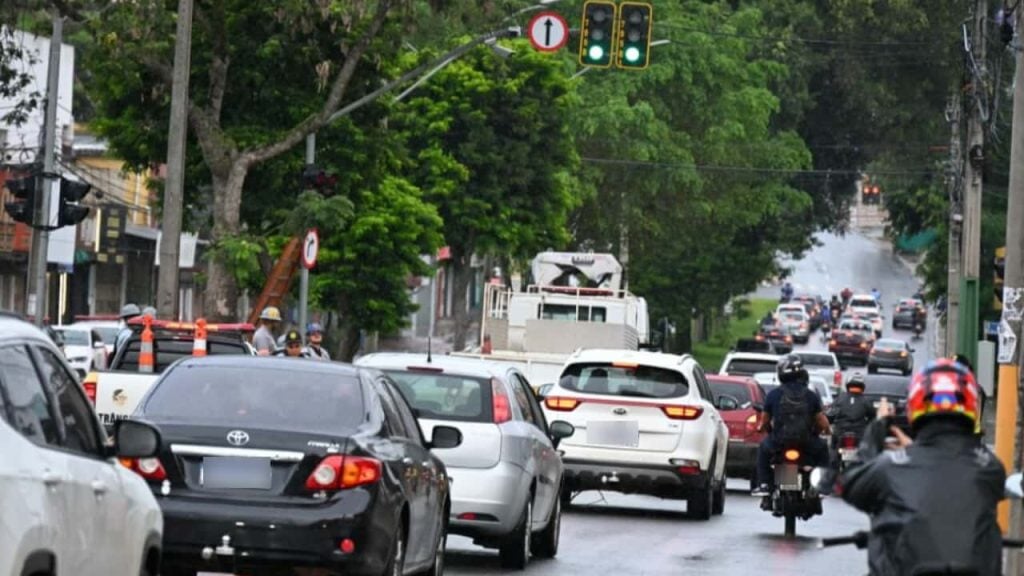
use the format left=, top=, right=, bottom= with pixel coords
left=427, top=336, right=433, bottom=363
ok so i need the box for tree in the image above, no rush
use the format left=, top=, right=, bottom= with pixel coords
left=393, top=42, right=580, bottom=350
left=84, top=0, right=405, bottom=320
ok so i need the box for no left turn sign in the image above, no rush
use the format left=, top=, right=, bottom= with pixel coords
left=528, top=12, right=569, bottom=53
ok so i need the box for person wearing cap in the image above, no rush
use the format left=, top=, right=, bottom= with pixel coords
left=273, top=330, right=309, bottom=358
left=305, top=322, right=330, bottom=361
left=113, top=303, right=142, bottom=356
left=253, top=306, right=282, bottom=356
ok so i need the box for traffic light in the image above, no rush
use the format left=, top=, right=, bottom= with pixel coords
left=617, top=2, right=653, bottom=69
left=3, top=175, right=36, bottom=225
left=995, top=246, right=1006, bottom=310
left=579, top=1, right=616, bottom=68
left=58, top=178, right=91, bottom=227
left=301, top=165, right=338, bottom=194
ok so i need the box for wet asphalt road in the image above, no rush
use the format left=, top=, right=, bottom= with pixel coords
left=446, top=230, right=928, bottom=576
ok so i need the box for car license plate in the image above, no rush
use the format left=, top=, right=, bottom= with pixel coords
left=202, top=456, right=272, bottom=489
left=839, top=448, right=858, bottom=461
left=586, top=420, right=639, bottom=447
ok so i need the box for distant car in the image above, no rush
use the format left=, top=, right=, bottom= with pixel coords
left=707, top=375, right=766, bottom=490
left=861, top=311, right=884, bottom=337
left=777, top=309, right=811, bottom=343
left=861, top=373, right=912, bottom=433
left=755, top=324, right=793, bottom=354
left=356, top=353, right=573, bottom=568
left=892, top=298, right=927, bottom=330
left=131, top=357, right=460, bottom=576
left=54, top=326, right=108, bottom=377
left=868, top=338, right=915, bottom=375
left=735, top=337, right=777, bottom=354
left=829, top=319, right=875, bottom=367
left=752, top=372, right=833, bottom=408
left=847, top=294, right=881, bottom=317
left=791, top=295, right=822, bottom=329
left=542, top=349, right=730, bottom=520
left=70, top=320, right=120, bottom=356
left=0, top=316, right=163, bottom=576
left=793, top=351, right=843, bottom=396
left=719, top=352, right=784, bottom=378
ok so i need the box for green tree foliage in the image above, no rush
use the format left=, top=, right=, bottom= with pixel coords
left=392, top=42, right=580, bottom=349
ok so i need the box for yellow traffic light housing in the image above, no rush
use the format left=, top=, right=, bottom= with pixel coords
left=617, top=2, right=653, bottom=69
left=580, top=1, right=617, bottom=68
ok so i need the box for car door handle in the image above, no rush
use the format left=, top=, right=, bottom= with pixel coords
left=91, top=480, right=108, bottom=495
left=41, top=470, right=61, bottom=487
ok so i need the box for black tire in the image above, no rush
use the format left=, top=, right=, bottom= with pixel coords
left=784, top=513, right=797, bottom=538
left=159, top=567, right=196, bottom=576
left=867, top=365, right=877, bottom=374
left=383, top=521, right=407, bottom=576
left=712, top=476, right=726, bottom=515
left=559, top=485, right=573, bottom=508
left=499, top=498, right=532, bottom=569
left=531, top=493, right=561, bottom=559
left=687, top=477, right=713, bottom=521
left=418, top=511, right=447, bottom=576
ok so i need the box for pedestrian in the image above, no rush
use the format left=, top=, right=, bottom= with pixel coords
left=273, top=329, right=309, bottom=358
left=113, top=303, right=142, bottom=356
left=305, top=322, right=331, bottom=361
left=253, top=306, right=282, bottom=356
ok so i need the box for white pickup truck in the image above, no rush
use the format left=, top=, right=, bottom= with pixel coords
left=84, top=319, right=255, bottom=428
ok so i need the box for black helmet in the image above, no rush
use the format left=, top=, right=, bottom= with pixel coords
left=846, top=373, right=866, bottom=392
left=284, top=330, right=303, bottom=345
left=777, top=353, right=808, bottom=386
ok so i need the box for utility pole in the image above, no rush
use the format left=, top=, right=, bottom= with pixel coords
left=156, top=0, right=194, bottom=319
left=299, top=133, right=314, bottom=337
left=958, top=0, right=988, bottom=365
left=26, top=13, right=63, bottom=327
left=998, top=5, right=1024, bottom=566
left=946, top=91, right=963, bottom=356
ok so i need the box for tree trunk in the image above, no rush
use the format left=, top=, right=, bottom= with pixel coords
left=450, top=248, right=475, bottom=351
left=202, top=161, right=248, bottom=321
left=337, top=323, right=361, bottom=362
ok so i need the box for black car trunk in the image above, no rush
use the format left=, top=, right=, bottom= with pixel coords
left=153, top=423, right=355, bottom=501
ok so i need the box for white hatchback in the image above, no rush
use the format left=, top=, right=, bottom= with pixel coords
left=540, top=349, right=730, bottom=520
left=0, top=315, right=164, bottom=576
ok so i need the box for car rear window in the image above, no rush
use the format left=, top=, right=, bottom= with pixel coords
left=383, top=370, right=492, bottom=423
left=796, top=353, right=835, bottom=367
left=874, top=340, right=904, bottom=350
left=850, top=298, right=876, bottom=308
left=863, top=376, right=911, bottom=397
left=143, top=364, right=365, bottom=433
left=736, top=339, right=772, bottom=353
left=559, top=362, right=689, bottom=399
left=118, top=338, right=248, bottom=373
left=723, top=358, right=779, bottom=377
left=708, top=380, right=753, bottom=406
left=57, top=329, right=90, bottom=346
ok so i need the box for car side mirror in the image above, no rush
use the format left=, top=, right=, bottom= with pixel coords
left=715, top=394, right=740, bottom=411
left=114, top=419, right=162, bottom=458
left=535, top=383, right=554, bottom=399
left=429, top=425, right=463, bottom=450
left=548, top=420, right=575, bottom=448
left=751, top=402, right=765, bottom=413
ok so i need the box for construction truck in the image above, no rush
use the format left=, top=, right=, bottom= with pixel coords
left=84, top=317, right=255, bottom=429
left=453, top=251, right=650, bottom=388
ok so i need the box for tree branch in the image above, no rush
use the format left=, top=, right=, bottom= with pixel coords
left=244, top=0, right=395, bottom=166
left=140, top=54, right=174, bottom=87
left=204, top=2, right=229, bottom=123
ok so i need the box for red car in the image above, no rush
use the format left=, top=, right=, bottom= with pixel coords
left=707, top=375, right=767, bottom=489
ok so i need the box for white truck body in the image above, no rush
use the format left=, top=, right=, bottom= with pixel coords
left=454, top=252, right=650, bottom=388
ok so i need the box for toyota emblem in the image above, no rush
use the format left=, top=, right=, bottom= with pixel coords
left=226, top=430, right=250, bottom=446
left=613, top=407, right=628, bottom=416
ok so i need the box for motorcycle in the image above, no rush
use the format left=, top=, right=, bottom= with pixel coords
left=760, top=445, right=824, bottom=537
left=820, top=320, right=832, bottom=343
left=836, top=432, right=860, bottom=472
left=912, top=321, right=924, bottom=341
left=819, top=531, right=1024, bottom=575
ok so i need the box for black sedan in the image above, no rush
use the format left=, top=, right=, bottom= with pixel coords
left=867, top=338, right=914, bottom=375
left=862, top=373, right=912, bottom=433
left=892, top=298, right=927, bottom=330
left=123, top=356, right=461, bottom=576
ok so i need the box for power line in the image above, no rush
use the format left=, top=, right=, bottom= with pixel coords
left=580, top=156, right=938, bottom=176
left=653, top=21, right=940, bottom=48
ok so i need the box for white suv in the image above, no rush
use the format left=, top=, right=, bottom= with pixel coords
left=540, top=349, right=730, bottom=520
left=0, top=315, right=164, bottom=576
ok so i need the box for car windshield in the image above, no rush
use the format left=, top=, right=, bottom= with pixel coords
left=559, top=362, right=689, bottom=398
left=143, top=364, right=365, bottom=433
left=723, top=358, right=779, bottom=377
left=850, top=298, right=877, bottom=309
left=708, top=379, right=753, bottom=407
left=383, top=370, right=492, bottom=422
left=57, top=329, right=90, bottom=346
left=118, top=338, right=249, bottom=373
left=796, top=353, right=835, bottom=367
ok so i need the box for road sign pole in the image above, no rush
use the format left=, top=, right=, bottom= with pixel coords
left=299, top=267, right=309, bottom=339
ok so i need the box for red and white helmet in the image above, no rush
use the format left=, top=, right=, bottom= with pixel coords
left=906, top=359, right=979, bottom=431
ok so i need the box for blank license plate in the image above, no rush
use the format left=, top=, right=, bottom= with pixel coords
left=587, top=420, right=639, bottom=447
left=202, top=457, right=272, bottom=489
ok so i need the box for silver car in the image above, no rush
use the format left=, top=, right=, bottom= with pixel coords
left=357, top=353, right=574, bottom=569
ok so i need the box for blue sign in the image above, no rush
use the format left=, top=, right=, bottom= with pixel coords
left=986, top=321, right=1000, bottom=336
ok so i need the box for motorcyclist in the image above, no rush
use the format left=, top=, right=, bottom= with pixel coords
left=841, top=287, right=853, bottom=306
left=838, top=359, right=1005, bottom=576
left=821, top=304, right=833, bottom=330
left=305, top=322, right=331, bottom=361
left=752, top=354, right=832, bottom=496
left=760, top=310, right=776, bottom=330
left=781, top=281, right=794, bottom=302
left=273, top=329, right=310, bottom=358
left=820, top=375, right=876, bottom=493
left=870, top=287, right=882, bottom=304
left=253, top=306, right=282, bottom=356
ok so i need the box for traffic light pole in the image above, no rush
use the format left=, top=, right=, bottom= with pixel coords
left=299, top=133, right=313, bottom=337
left=27, top=12, right=63, bottom=327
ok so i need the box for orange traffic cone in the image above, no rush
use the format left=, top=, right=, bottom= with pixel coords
left=139, top=316, right=155, bottom=373
left=193, top=318, right=208, bottom=357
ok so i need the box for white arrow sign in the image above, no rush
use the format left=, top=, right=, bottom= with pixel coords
left=301, top=229, right=319, bottom=270
left=999, top=318, right=1017, bottom=363
left=528, top=12, right=569, bottom=53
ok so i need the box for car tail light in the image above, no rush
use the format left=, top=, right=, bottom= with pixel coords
left=859, top=342, right=869, bottom=349
left=784, top=449, right=800, bottom=462
left=785, top=335, right=793, bottom=344
left=82, top=373, right=98, bottom=404
left=662, top=405, right=703, bottom=420
left=800, top=322, right=808, bottom=330
left=491, top=378, right=511, bottom=423
left=755, top=334, right=766, bottom=341
left=840, top=435, right=858, bottom=449
left=745, top=413, right=759, bottom=433
left=834, top=370, right=842, bottom=388
left=339, top=539, right=356, bottom=554
left=545, top=396, right=580, bottom=411
left=305, top=455, right=381, bottom=491
left=670, top=458, right=701, bottom=475
left=829, top=339, right=837, bottom=348
left=119, top=457, right=167, bottom=481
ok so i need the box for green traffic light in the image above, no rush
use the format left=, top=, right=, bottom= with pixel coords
left=624, top=47, right=641, bottom=63
left=588, top=45, right=605, bottom=61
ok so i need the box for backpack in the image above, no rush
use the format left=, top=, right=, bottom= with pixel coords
left=773, top=387, right=812, bottom=444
